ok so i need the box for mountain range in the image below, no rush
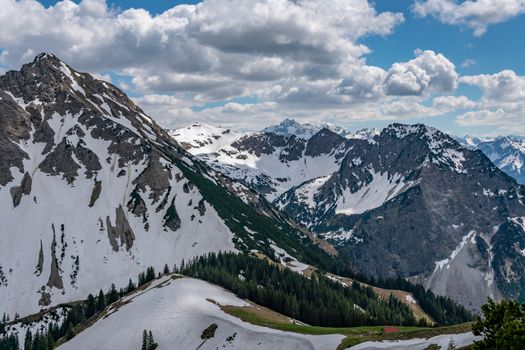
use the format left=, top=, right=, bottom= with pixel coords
left=0, top=53, right=521, bottom=349
left=173, top=120, right=525, bottom=312
left=455, top=135, right=525, bottom=185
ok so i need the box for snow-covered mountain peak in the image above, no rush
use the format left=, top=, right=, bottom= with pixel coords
left=262, top=118, right=320, bottom=139
left=347, top=128, right=380, bottom=141
left=169, top=122, right=241, bottom=155
left=262, top=118, right=349, bottom=140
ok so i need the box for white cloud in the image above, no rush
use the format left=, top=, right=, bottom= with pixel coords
left=455, top=109, right=525, bottom=135
left=3, top=0, right=498, bottom=132
left=456, top=109, right=506, bottom=126
left=460, top=59, right=476, bottom=68
left=460, top=70, right=525, bottom=102
left=413, top=0, right=525, bottom=36
left=454, top=70, right=525, bottom=134
left=383, top=50, right=458, bottom=96
left=432, top=95, right=477, bottom=110
left=0, top=0, right=402, bottom=90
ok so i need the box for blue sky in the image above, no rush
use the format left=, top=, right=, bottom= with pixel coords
left=1, top=0, right=525, bottom=136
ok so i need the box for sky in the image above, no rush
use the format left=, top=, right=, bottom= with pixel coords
left=1, top=0, right=525, bottom=136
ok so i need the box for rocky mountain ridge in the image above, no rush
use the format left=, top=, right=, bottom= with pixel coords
left=277, top=124, right=525, bottom=311
left=173, top=121, right=525, bottom=312
left=0, top=54, right=332, bottom=318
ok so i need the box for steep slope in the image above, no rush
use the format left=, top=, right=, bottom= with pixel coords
left=276, top=124, right=525, bottom=311
left=171, top=120, right=381, bottom=200
left=0, top=54, right=334, bottom=318
left=172, top=127, right=360, bottom=200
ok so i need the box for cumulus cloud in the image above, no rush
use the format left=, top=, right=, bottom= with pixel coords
left=460, top=70, right=525, bottom=102
left=432, top=95, right=477, bottom=110
left=2, top=0, right=488, bottom=131
left=455, top=109, right=525, bottom=135
left=383, top=50, right=458, bottom=96
left=336, top=66, right=386, bottom=100
left=456, top=109, right=506, bottom=126
left=454, top=70, right=525, bottom=134
left=0, top=0, right=402, bottom=89
left=413, top=0, right=525, bottom=36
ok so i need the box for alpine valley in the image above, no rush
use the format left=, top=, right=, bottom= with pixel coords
left=0, top=54, right=520, bottom=350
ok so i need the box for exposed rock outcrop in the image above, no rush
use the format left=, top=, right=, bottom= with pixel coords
left=106, top=205, right=135, bottom=251
left=10, top=172, right=32, bottom=207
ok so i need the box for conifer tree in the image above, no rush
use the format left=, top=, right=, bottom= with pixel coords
left=107, top=283, right=118, bottom=304
left=85, top=294, right=96, bottom=319
left=146, top=267, right=156, bottom=282
left=24, top=329, right=33, bottom=350
left=47, top=333, right=55, bottom=350
left=141, top=330, right=148, bottom=350
left=127, top=278, right=136, bottom=293
left=148, top=331, right=158, bottom=350
left=65, top=322, right=76, bottom=340
left=97, top=289, right=105, bottom=311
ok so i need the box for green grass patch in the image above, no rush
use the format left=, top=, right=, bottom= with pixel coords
left=221, top=304, right=473, bottom=350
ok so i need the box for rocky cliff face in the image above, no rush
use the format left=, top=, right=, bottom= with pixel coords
left=276, top=124, right=525, bottom=312
left=0, top=54, right=331, bottom=318
left=174, top=127, right=355, bottom=200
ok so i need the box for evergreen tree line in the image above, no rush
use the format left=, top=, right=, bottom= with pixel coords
left=364, top=276, right=474, bottom=325
left=181, top=252, right=418, bottom=327
left=0, top=265, right=170, bottom=350
left=0, top=334, right=18, bottom=350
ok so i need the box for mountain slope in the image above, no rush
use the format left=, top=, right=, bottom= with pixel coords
left=56, top=276, right=344, bottom=350
left=276, top=124, right=525, bottom=311
left=171, top=120, right=380, bottom=201
left=173, top=127, right=359, bottom=200
left=168, top=122, right=241, bottom=155
left=0, top=54, right=334, bottom=318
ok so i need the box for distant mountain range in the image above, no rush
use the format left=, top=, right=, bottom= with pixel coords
left=455, top=135, right=525, bottom=184
left=173, top=120, right=525, bottom=312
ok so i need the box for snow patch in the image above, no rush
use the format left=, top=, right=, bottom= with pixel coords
left=335, top=171, right=415, bottom=215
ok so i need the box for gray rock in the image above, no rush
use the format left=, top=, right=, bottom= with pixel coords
left=106, top=205, right=135, bottom=252
left=9, top=172, right=32, bottom=207
left=47, top=225, right=64, bottom=290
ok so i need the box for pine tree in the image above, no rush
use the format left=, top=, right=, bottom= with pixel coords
left=47, top=333, right=55, bottom=350
left=146, top=267, right=156, bottom=282
left=127, top=278, right=136, bottom=293
left=24, top=329, right=33, bottom=350
left=141, top=330, right=148, bottom=350
left=107, top=283, right=118, bottom=304
left=65, top=322, right=76, bottom=340
left=85, top=294, right=96, bottom=319
left=97, top=289, right=105, bottom=311
left=148, top=331, right=158, bottom=350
